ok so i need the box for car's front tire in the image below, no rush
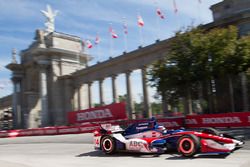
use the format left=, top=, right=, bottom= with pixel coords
left=177, top=134, right=200, bottom=157
left=101, top=136, right=116, bottom=154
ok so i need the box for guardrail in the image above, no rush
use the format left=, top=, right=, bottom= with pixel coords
left=0, top=123, right=100, bottom=138
left=0, top=112, right=250, bottom=138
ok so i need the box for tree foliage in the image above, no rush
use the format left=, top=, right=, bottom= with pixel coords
left=148, top=26, right=250, bottom=114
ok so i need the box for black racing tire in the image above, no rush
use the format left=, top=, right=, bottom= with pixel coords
left=201, top=127, right=221, bottom=136
left=101, top=136, right=116, bottom=154
left=177, top=134, right=200, bottom=157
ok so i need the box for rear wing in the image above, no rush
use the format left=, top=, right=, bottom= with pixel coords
left=100, top=124, right=123, bottom=132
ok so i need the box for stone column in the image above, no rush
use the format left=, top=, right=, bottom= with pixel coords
left=141, top=67, right=152, bottom=118
left=11, top=71, right=23, bottom=129
left=64, top=77, right=73, bottom=112
left=63, top=77, right=73, bottom=125
left=38, top=61, right=49, bottom=127
left=77, top=84, right=81, bottom=110
left=99, top=79, right=104, bottom=105
left=73, top=86, right=79, bottom=111
left=88, top=82, right=93, bottom=108
left=11, top=78, right=19, bottom=129
left=77, top=83, right=89, bottom=110
left=125, top=71, right=135, bottom=119
left=111, top=75, right=118, bottom=103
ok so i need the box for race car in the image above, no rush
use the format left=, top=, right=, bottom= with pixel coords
left=93, top=118, right=244, bottom=157
left=93, top=120, right=166, bottom=154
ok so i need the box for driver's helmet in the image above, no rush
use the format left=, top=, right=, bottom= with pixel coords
left=157, top=125, right=167, bottom=133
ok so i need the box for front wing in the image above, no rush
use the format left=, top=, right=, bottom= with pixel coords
left=161, top=131, right=244, bottom=155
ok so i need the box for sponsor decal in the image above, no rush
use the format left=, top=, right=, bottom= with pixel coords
left=44, top=129, right=57, bottom=134
left=68, top=103, right=127, bottom=124
left=129, top=141, right=143, bottom=148
left=127, top=139, right=153, bottom=152
left=94, top=137, right=100, bottom=147
left=95, top=138, right=99, bottom=145
left=138, top=123, right=149, bottom=126
left=202, top=117, right=241, bottom=124
left=32, top=130, right=44, bottom=135
left=80, top=126, right=99, bottom=132
left=19, top=131, right=33, bottom=135
left=185, top=119, right=198, bottom=125
left=0, top=132, right=8, bottom=137
left=136, top=126, right=148, bottom=130
left=77, top=109, right=113, bottom=121
left=58, top=128, right=79, bottom=133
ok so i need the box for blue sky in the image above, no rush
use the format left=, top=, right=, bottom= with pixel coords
left=0, top=0, right=221, bottom=104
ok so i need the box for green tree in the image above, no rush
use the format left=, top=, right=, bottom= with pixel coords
left=118, top=95, right=127, bottom=102
left=151, top=102, right=162, bottom=115
left=149, top=26, right=208, bottom=115
left=207, top=26, right=250, bottom=112
left=149, top=26, right=250, bottom=114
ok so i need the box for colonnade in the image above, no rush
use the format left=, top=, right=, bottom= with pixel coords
left=74, top=67, right=152, bottom=119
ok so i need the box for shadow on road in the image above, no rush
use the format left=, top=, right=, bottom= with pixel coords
left=76, top=151, right=162, bottom=158
left=166, top=154, right=229, bottom=160
left=76, top=150, right=229, bottom=159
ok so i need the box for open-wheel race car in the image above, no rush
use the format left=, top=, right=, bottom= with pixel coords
left=93, top=118, right=244, bottom=157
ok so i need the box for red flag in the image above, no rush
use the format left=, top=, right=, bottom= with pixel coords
left=173, top=0, right=178, bottom=14
left=86, top=40, right=93, bottom=48
left=137, top=15, right=144, bottom=27
left=109, top=26, right=118, bottom=38
left=95, top=34, right=100, bottom=44
left=156, top=7, right=165, bottom=19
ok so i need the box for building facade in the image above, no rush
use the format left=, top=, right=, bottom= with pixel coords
left=1, top=0, right=250, bottom=129
left=6, top=30, right=90, bottom=128
left=208, top=0, right=250, bottom=36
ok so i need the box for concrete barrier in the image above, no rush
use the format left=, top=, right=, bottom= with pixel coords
left=1, top=112, right=250, bottom=138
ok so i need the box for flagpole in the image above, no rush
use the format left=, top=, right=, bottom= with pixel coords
left=96, top=32, right=100, bottom=62
left=96, top=42, right=99, bottom=62
left=198, top=0, right=202, bottom=24
left=139, top=26, right=143, bottom=47
left=109, top=23, right=113, bottom=58
left=124, top=31, right=127, bottom=52
left=154, top=1, right=160, bottom=40
left=173, top=0, right=181, bottom=30
left=137, top=11, right=144, bottom=47
left=156, top=11, right=160, bottom=40
left=123, top=17, right=128, bottom=52
left=111, top=30, right=113, bottom=57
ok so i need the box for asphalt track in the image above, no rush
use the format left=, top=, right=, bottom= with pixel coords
left=0, top=133, right=249, bottom=167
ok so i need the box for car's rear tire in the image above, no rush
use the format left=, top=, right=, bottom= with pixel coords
left=101, top=136, right=116, bottom=154
left=177, top=134, right=200, bottom=157
left=201, top=128, right=221, bottom=136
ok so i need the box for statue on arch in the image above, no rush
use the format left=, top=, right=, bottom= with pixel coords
left=41, top=5, right=58, bottom=33
left=12, top=48, right=17, bottom=64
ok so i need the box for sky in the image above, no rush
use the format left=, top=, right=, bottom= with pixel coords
left=0, top=0, right=222, bottom=104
